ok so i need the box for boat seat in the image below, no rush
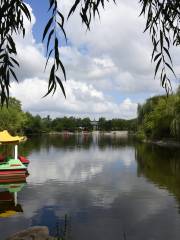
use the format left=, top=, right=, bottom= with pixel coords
left=18, top=156, right=29, bottom=164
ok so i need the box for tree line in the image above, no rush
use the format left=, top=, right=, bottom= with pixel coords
left=0, top=97, right=137, bottom=134
left=137, top=88, right=180, bottom=140
left=2, top=93, right=180, bottom=140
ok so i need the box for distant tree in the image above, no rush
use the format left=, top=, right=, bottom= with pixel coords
left=0, top=0, right=179, bottom=105
left=81, top=118, right=92, bottom=131
left=24, top=113, right=44, bottom=134
left=51, top=117, right=64, bottom=132
left=98, top=117, right=106, bottom=131
left=0, top=97, right=26, bottom=133
left=42, top=115, right=52, bottom=132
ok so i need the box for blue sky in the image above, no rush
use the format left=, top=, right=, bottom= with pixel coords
left=10, top=0, right=179, bottom=119
left=25, top=0, right=49, bottom=42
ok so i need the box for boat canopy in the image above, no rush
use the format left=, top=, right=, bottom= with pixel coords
left=0, top=130, right=25, bottom=144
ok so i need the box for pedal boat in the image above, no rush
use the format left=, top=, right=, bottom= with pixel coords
left=0, top=130, right=28, bottom=182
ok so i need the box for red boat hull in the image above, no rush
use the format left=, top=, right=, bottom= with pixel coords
left=0, top=170, right=28, bottom=183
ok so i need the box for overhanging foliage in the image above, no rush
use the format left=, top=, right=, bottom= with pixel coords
left=0, top=0, right=179, bottom=105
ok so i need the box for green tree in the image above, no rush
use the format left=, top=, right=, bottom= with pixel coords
left=170, top=95, right=180, bottom=139
left=137, top=90, right=180, bottom=140
left=143, top=98, right=172, bottom=138
left=0, top=97, right=27, bottom=133
left=98, top=117, right=106, bottom=131
left=51, top=118, right=64, bottom=132
left=81, top=118, right=92, bottom=131
left=24, top=113, right=44, bottom=134
left=42, top=115, right=52, bottom=132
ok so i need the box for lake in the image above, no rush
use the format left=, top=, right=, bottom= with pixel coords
left=1, top=133, right=180, bottom=240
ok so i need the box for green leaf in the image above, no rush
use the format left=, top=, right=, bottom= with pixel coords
left=44, top=64, right=55, bottom=97
left=56, top=76, right=66, bottom=98
left=58, top=59, right=66, bottom=81
left=154, top=53, right=161, bottom=62
left=10, top=68, right=18, bottom=82
left=57, top=11, right=64, bottom=26
left=68, top=0, right=81, bottom=19
left=47, top=29, right=54, bottom=53
left=161, top=73, right=166, bottom=86
left=19, top=2, right=31, bottom=20
left=163, top=47, right=173, bottom=64
left=10, top=57, right=19, bottom=67
left=57, top=22, right=67, bottom=42
left=7, top=35, right=16, bottom=54
left=42, top=17, right=53, bottom=41
left=165, top=62, right=176, bottom=77
left=55, top=37, right=59, bottom=68
left=44, top=49, right=53, bottom=71
left=154, top=58, right=162, bottom=78
left=48, top=0, right=55, bottom=11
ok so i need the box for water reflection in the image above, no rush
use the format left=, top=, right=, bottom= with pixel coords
left=0, top=182, right=25, bottom=218
left=1, top=134, right=180, bottom=240
left=19, top=133, right=134, bottom=154
left=136, top=143, right=180, bottom=205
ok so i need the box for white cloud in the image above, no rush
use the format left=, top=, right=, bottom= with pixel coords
left=63, top=0, right=178, bottom=94
left=10, top=0, right=179, bottom=118
left=9, top=3, right=139, bottom=119
left=11, top=78, right=137, bottom=119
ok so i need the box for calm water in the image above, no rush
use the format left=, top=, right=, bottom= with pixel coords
left=1, top=134, right=180, bottom=239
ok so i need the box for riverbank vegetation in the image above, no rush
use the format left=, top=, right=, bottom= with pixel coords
left=0, top=97, right=137, bottom=134
left=3, top=90, right=180, bottom=142
left=137, top=88, right=180, bottom=140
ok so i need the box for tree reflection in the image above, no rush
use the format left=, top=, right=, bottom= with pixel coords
left=19, top=133, right=133, bottom=158
left=136, top=143, right=180, bottom=205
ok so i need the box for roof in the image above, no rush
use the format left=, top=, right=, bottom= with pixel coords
left=0, top=130, right=25, bottom=144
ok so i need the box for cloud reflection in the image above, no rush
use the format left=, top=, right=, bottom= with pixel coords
left=27, top=146, right=136, bottom=184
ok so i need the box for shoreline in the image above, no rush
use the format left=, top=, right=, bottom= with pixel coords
left=27, top=130, right=129, bottom=137
left=144, top=139, right=180, bottom=148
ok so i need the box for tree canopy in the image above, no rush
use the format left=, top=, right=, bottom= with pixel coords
left=0, top=0, right=180, bottom=105
left=0, top=97, right=27, bottom=133
left=137, top=88, right=180, bottom=140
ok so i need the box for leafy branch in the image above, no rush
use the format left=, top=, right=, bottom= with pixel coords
left=140, top=0, right=180, bottom=94
left=1, top=0, right=180, bottom=106
left=43, top=0, right=116, bottom=97
left=68, top=0, right=116, bottom=29
left=0, top=0, right=31, bottom=105
left=42, top=0, right=66, bottom=98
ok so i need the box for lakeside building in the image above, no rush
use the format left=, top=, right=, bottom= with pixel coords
left=90, top=120, right=99, bottom=131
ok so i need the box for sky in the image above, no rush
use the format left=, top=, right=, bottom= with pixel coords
left=10, top=0, right=180, bottom=119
